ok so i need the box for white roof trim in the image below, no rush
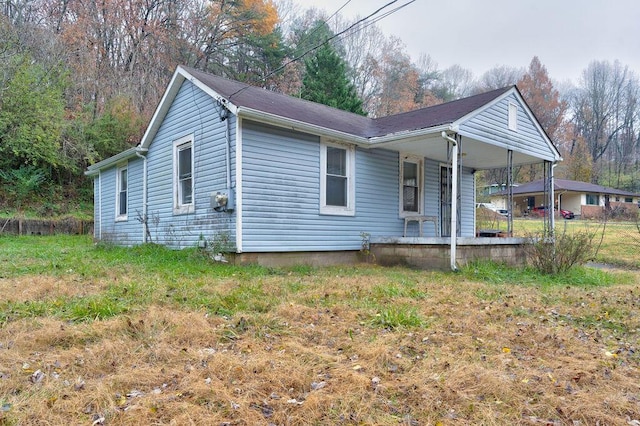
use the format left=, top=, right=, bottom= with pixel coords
left=85, top=147, right=139, bottom=176
left=236, top=107, right=367, bottom=145
left=88, top=71, right=562, bottom=176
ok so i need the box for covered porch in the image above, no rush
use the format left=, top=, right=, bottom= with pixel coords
left=366, top=87, right=562, bottom=270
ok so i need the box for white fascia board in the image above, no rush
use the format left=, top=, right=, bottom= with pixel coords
left=85, top=147, right=139, bottom=176
left=139, top=68, right=186, bottom=150
left=237, top=108, right=458, bottom=148
left=180, top=67, right=239, bottom=115
left=455, top=128, right=559, bottom=163
left=236, top=107, right=368, bottom=146
left=366, top=124, right=455, bottom=148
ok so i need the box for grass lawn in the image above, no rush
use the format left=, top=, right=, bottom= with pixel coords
left=479, top=214, right=640, bottom=268
left=0, top=234, right=639, bottom=425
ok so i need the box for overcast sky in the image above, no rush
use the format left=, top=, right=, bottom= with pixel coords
left=292, top=0, right=640, bottom=85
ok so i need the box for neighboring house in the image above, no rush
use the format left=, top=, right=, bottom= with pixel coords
left=491, top=178, right=640, bottom=218
left=86, top=66, right=561, bottom=269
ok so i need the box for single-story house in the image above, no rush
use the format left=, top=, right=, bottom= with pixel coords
left=86, top=65, right=561, bottom=270
left=491, top=178, right=640, bottom=219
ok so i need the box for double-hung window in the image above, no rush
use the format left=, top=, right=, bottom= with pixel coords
left=174, top=135, right=194, bottom=214
left=320, top=141, right=355, bottom=215
left=400, top=157, right=423, bottom=216
left=116, top=164, right=128, bottom=221
left=586, top=193, right=599, bottom=205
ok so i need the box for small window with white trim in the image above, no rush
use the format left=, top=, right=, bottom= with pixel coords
left=173, top=135, right=194, bottom=215
left=320, top=141, right=355, bottom=215
left=115, top=164, right=128, bottom=221
left=508, top=102, right=518, bottom=131
left=400, top=156, right=423, bottom=216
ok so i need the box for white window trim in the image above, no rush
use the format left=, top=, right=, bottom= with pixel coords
left=399, top=155, right=424, bottom=218
left=508, top=102, right=518, bottom=131
left=173, top=134, right=195, bottom=215
left=115, top=163, right=128, bottom=222
left=320, top=140, right=355, bottom=216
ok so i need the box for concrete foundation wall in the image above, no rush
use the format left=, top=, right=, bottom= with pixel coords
left=235, top=251, right=362, bottom=268
left=370, top=238, right=528, bottom=270
left=233, top=238, right=528, bottom=271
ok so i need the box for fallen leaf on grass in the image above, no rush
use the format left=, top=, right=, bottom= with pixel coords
left=310, top=381, right=326, bottom=390
left=30, top=370, right=45, bottom=384
left=250, top=402, right=274, bottom=418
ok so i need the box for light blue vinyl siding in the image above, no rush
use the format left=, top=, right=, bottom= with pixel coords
left=459, top=166, right=475, bottom=237
left=241, top=121, right=403, bottom=252
left=92, top=79, right=236, bottom=249
left=144, top=80, right=236, bottom=249
left=96, top=158, right=144, bottom=245
left=459, top=93, right=555, bottom=161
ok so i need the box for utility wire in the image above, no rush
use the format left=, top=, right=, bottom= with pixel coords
left=227, top=0, right=415, bottom=101
left=295, top=0, right=353, bottom=50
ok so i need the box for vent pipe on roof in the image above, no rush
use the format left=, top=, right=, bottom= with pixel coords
left=442, top=131, right=459, bottom=272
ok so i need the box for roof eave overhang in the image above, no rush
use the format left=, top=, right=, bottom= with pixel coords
left=236, top=107, right=369, bottom=145
left=367, top=124, right=458, bottom=147
left=85, top=147, right=148, bottom=176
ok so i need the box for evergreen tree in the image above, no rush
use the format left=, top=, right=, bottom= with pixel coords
left=301, top=43, right=366, bottom=115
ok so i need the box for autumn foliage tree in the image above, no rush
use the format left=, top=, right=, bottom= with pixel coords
left=517, top=56, right=568, bottom=142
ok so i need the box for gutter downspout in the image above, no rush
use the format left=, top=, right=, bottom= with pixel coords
left=442, top=131, right=459, bottom=272
left=225, top=114, right=232, bottom=190
left=135, top=148, right=149, bottom=243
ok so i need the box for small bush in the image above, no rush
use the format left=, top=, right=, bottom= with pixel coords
left=525, top=229, right=597, bottom=274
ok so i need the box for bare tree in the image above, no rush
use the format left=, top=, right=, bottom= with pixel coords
left=475, top=65, right=524, bottom=93
left=570, top=60, right=640, bottom=183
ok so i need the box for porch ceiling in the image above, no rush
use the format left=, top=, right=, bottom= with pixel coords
left=378, top=134, right=545, bottom=170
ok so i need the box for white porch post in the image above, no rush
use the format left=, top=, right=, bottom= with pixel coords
left=441, top=132, right=458, bottom=271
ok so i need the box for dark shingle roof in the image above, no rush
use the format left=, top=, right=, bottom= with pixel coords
left=500, top=178, right=639, bottom=197
left=182, top=66, right=512, bottom=139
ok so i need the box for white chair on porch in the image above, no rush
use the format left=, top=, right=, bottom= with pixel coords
left=403, top=215, right=439, bottom=237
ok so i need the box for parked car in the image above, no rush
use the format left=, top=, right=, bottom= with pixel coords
left=530, top=206, right=574, bottom=219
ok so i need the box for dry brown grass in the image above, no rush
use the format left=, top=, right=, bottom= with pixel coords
left=1, top=234, right=639, bottom=425
left=1, top=267, right=639, bottom=425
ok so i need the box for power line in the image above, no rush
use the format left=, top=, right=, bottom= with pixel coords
left=227, top=0, right=415, bottom=101
left=290, top=0, right=354, bottom=65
